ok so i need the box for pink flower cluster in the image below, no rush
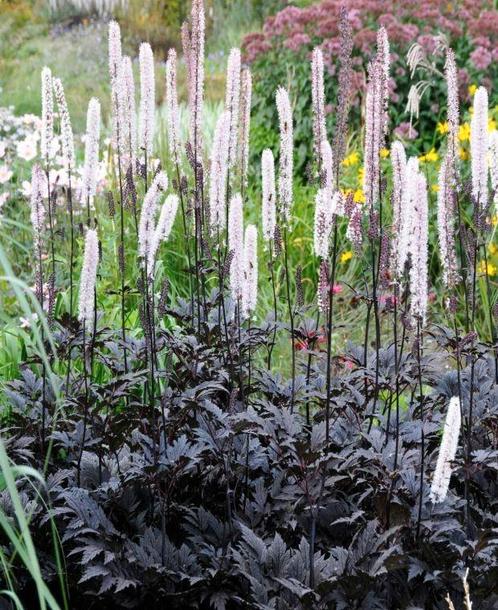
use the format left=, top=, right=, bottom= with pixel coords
left=243, top=0, right=498, bottom=106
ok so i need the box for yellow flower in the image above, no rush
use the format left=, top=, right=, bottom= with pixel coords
left=492, top=214, right=498, bottom=226
left=459, top=148, right=469, bottom=160
left=458, top=123, right=471, bottom=142
left=357, top=166, right=365, bottom=184
left=489, top=119, right=497, bottom=132
left=342, top=151, right=360, bottom=167
left=436, top=121, right=449, bottom=135
left=380, top=148, right=390, bottom=159
left=488, top=243, right=498, bottom=255
left=468, top=84, right=477, bottom=96
left=419, top=148, right=439, bottom=163
left=340, top=250, right=353, bottom=263
left=353, top=189, right=365, bottom=204
left=478, top=260, right=497, bottom=276
left=431, top=184, right=440, bottom=193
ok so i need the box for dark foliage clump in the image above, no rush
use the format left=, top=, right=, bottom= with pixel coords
left=2, top=292, right=498, bottom=610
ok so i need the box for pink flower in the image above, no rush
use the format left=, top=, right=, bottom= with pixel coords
left=332, top=283, right=343, bottom=294
left=470, top=46, right=492, bottom=71
left=417, top=34, right=437, bottom=53
left=394, top=122, right=418, bottom=141
left=283, top=32, right=311, bottom=51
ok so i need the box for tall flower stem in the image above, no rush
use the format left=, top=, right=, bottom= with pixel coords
left=283, top=226, right=295, bottom=410
left=77, top=322, right=89, bottom=487
left=325, top=224, right=338, bottom=444
left=304, top=309, right=320, bottom=426
left=465, top=231, right=479, bottom=534
left=44, top=167, right=56, bottom=299
left=267, top=243, right=278, bottom=370
left=175, top=162, right=194, bottom=314
left=115, top=121, right=129, bottom=374
left=366, top=238, right=381, bottom=433
left=65, top=172, right=75, bottom=394
left=385, top=282, right=400, bottom=529
left=415, top=318, right=425, bottom=540
left=67, top=172, right=74, bottom=315
left=217, top=229, right=235, bottom=382
left=455, top=189, right=470, bottom=332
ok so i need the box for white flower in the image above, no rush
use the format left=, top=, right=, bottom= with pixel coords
left=49, top=137, right=60, bottom=159
left=0, top=140, right=6, bottom=158
left=78, top=229, right=99, bottom=328
left=430, top=396, right=461, bottom=503
left=0, top=165, right=13, bottom=184
left=0, top=192, right=9, bottom=208
left=20, top=313, right=38, bottom=329
left=21, top=180, right=32, bottom=198
left=16, top=137, right=37, bottom=161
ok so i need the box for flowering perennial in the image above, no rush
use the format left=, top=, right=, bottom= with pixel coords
left=225, top=48, right=241, bottom=168
left=81, top=98, right=101, bottom=204
left=139, top=42, right=155, bottom=158
left=276, top=86, right=293, bottom=222
left=41, top=67, right=53, bottom=162
left=78, top=229, right=99, bottom=328
left=430, top=397, right=462, bottom=503
left=53, top=78, right=75, bottom=170
left=261, top=148, right=276, bottom=243
left=209, top=111, right=231, bottom=233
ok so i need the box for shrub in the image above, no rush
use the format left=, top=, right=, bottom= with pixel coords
left=243, top=0, right=498, bottom=174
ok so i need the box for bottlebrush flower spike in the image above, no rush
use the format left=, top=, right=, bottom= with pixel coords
left=314, top=188, right=333, bottom=259
left=397, top=156, right=419, bottom=276
left=41, top=67, right=53, bottom=161
left=363, top=29, right=389, bottom=208
left=471, top=86, right=489, bottom=210
left=30, top=165, right=45, bottom=303
left=138, top=171, right=168, bottom=261
left=311, top=47, right=326, bottom=164
left=261, top=149, right=276, bottom=243
left=139, top=42, right=155, bottom=158
left=53, top=78, right=75, bottom=170
left=430, top=396, right=461, bottom=503
left=187, top=0, right=205, bottom=160
left=437, top=152, right=459, bottom=289
left=390, top=140, right=406, bottom=274
left=409, top=171, right=429, bottom=325
left=228, top=193, right=244, bottom=301
left=276, top=86, right=293, bottom=222
left=346, top=202, right=362, bottom=253
left=108, top=21, right=122, bottom=87
left=78, top=228, right=99, bottom=328
left=377, top=26, right=390, bottom=135
left=108, top=21, right=122, bottom=150
left=147, top=194, right=179, bottom=276
left=30, top=165, right=46, bottom=249
left=445, top=48, right=459, bottom=154
left=332, top=6, right=353, bottom=168
left=209, top=111, right=231, bottom=233
left=225, top=48, right=241, bottom=168
left=81, top=98, right=101, bottom=204
left=242, top=224, right=258, bottom=318
left=320, top=139, right=334, bottom=193
left=239, top=68, right=252, bottom=188
left=120, top=55, right=137, bottom=172
left=165, top=48, right=181, bottom=162
left=363, top=62, right=382, bottom=209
